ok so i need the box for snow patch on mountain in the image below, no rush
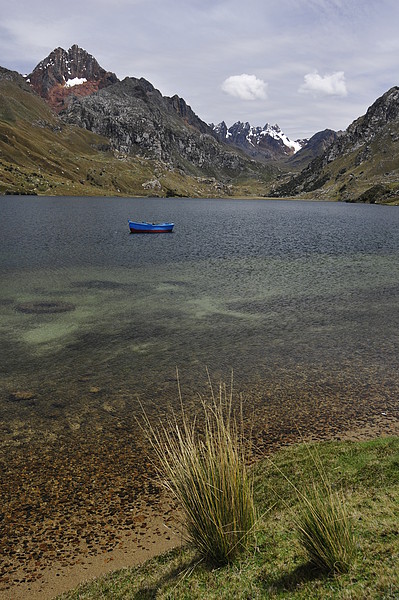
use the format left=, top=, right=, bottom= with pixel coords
left=262, top=124, right=302, bottom=153
left=65, top=77, right=87, bottom=87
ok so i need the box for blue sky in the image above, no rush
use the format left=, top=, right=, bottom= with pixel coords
left=1, top=0, right=398, bottom=139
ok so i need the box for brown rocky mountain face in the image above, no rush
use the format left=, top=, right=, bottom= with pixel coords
left=27, top=44, right=118, bottom=112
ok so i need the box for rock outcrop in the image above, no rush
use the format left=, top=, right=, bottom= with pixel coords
left=0, top=66, right=31, bottom=88
left=166, top=94, right=213, bottom=135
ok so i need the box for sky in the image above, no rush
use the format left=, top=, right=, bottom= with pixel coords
left=1, top=0, right=398, bottom=140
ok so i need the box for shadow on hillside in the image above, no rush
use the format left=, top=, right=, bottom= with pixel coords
left=261, top=561, right=325, bottom=593
left=133, top=555, right=199, bottom=599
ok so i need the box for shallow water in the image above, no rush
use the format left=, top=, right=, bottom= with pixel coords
left=1, top=195, right=399, bottom=443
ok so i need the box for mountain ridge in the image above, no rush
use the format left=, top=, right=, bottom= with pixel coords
left=0, top=63, right=272, bottom=197
left=24, top=45, right=320, bottom=167
left=271, top=86, right=399, bottom=204
left=1, top=44, right=398, bottom=203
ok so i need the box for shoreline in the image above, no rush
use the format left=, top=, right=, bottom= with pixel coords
left=0, top=500, right=180, bottom=600
left=1, top=416, right=398, bottom=600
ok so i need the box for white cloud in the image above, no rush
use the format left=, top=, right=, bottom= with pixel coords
left=299, top=70, right=348, bottom=97
left=221, top=74, right=268, bottom=101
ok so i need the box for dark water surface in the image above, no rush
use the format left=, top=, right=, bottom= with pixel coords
left=1, top=195, right=399, bottom=586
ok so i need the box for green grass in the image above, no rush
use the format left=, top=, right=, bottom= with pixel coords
left=58, top=436, right=399, bottom=599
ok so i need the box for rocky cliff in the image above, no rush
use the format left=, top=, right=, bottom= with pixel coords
left=166, top=94, right=213, bottom=135
left=329, top=86, right=399, bottom=161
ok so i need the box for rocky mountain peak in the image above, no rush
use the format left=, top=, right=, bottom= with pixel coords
left=316, top=86, right=399, bottom=166
left=210, top=121, right=228, bottom=139
left=27, top=44, right=118, bottom=112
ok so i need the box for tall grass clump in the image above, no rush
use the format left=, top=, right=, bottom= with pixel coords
left=142, top=374, right=257, bottom=566
left=293, top=449, right=356, bottom=574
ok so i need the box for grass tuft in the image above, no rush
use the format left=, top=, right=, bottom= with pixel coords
left=142, top=372, right=257, bottom=566
left=292, top=447, right=356, bottom=574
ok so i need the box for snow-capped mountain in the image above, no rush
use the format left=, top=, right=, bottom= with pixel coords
left=211, top=121, right=306, bottom=161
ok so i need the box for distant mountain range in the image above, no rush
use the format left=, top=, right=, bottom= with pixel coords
left=0, top=44, right=398, bottom=203
left=212, top=121, right=304, bottom=159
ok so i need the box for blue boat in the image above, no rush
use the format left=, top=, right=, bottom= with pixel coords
left=128, top=220, right=174, bottom=233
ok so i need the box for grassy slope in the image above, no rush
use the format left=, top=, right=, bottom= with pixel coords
left=58, top=436, right=399, bottom=599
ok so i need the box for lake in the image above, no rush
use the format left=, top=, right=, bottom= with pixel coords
left=2, top=195, right=399, bottom=435
left=1, top=195, right=399, bottom=587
